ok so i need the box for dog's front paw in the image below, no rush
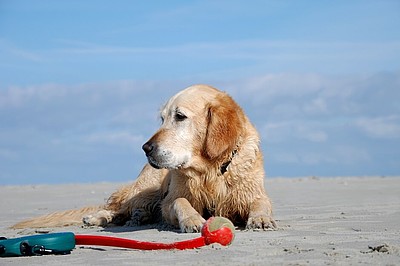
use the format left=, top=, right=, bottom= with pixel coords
left=179, top=214, right=206, bottom=233
left=246, top=213, right=277, bottom=231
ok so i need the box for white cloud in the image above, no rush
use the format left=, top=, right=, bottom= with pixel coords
left=332, top=146, right=371, bottom=164
left=0, top=83, right=67, bottom=108
left=232, top=73, right=323, bottom=100
left=262, top=121, right=328, bottom=143
left=269, top=144, right=371, bottom=168
left=271, top=152, right=299, bottom=164
left=301, top=152, right=332, bottom=165
left=298, top=126, right=328, bottom=143
left=271, top=151, right=336, bottom=165
left=356, top=115, right=400, bottom=139
left=302, top=97, right=328, bottom=115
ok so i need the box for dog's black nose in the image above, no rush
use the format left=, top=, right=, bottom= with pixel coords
left=142, top=142, right=155, bottom=156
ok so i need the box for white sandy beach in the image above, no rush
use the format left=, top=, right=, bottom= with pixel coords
left=1, top=177, right=399, bottom=265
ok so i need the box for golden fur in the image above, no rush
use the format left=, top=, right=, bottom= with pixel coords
left=13, top=85, right=276, bottom=232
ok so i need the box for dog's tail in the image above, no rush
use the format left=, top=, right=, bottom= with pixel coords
left=11, top=206, right=104, bottom=229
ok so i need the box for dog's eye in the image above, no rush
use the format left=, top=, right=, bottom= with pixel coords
left=175, top=112, right=187, bottom=122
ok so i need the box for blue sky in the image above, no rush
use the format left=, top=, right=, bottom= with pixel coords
left=0, top=1, right=399, bottom=184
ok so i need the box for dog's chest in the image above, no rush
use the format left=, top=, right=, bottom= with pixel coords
left=187, top=176, right=232, bottom=213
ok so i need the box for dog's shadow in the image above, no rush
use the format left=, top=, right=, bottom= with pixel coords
left=99, top=221, right=247, bottom=234
left=98, top=222, right=181, bottom=234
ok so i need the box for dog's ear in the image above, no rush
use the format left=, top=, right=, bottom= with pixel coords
left=203, top=93, right=243, bottom=160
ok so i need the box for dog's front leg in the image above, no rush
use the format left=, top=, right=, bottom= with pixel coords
left=163, top=197, right=206, bottom=233
left=246, top=196, right=277, bottom=230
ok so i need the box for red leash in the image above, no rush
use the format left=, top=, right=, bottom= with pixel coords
left=0, top=217, right=235, bottom=256
left=75, top=216, right=235, bottom=250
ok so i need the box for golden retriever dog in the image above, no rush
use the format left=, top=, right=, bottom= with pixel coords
left=13, top=85, right=276, bottom=232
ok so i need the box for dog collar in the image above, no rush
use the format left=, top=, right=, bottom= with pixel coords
left=220, top=149, right=238, bottom=175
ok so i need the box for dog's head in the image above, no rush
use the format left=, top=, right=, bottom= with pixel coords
left=142, top=85, right=245, bottom=172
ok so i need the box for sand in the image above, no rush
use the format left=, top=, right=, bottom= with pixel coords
left=1, top=177, right=399, bottom=265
